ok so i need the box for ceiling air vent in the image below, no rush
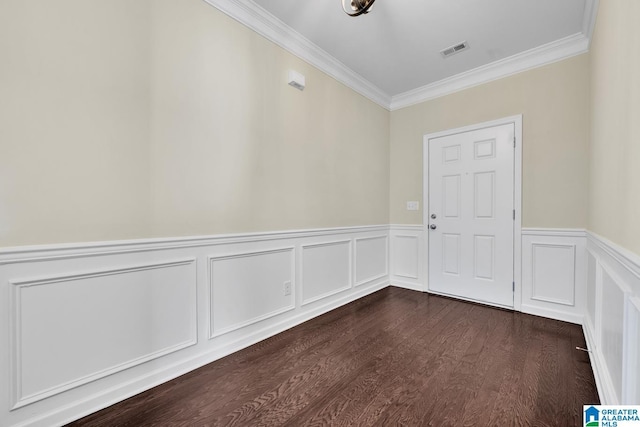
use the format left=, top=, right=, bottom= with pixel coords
left=441, top=41, right=469, bottom=58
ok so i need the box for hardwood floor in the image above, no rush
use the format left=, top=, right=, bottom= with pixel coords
left=68, top=287, right=598, bottom=426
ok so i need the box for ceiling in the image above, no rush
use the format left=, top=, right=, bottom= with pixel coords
left=206, top=0, right=598, bottom=109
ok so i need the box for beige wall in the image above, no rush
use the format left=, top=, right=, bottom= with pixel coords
left=0, top=0, right=153, bottom=246
left=0, top=0, right=390, bottom=247
left=589, top=0, right=640, bottom=256
left=149, top=0, right=389, bottom=237
left=390, top=55, right=590, bottom=228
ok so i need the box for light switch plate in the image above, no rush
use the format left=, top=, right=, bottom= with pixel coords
left=406, top=201, right=419, bottom=211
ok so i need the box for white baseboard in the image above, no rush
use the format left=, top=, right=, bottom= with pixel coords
left=521, top=304, right=584, bottom=325
left=390, top=281, right=424, bottom=292
left=583, top=321, right=618, bottom=405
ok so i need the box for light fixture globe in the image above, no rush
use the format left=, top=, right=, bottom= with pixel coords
left=342, top=0, right=375, bottom=17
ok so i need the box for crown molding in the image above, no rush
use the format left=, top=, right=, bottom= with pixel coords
left=582, top=0, right=599, bottom=48
left=203, top=0, right=597, bottom=112
left=201, top=0, right=392, bottom=110
left=389, top=32, right=590, bottom=111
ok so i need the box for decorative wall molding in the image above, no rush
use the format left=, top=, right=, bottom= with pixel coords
left=208, top=248, right=295, bottom=338
left=530, top=243, right=577, bottom=306
left=585, top=231, right=640, bottom=405
left=0, top=225, right=389, bottom=427
left=390, top=33, right=590, bottom=110
left=300, top=240, right=353, bottom=306
left=354, top=236, right=388, bottom=287
left=521, top=228, right=586, bottom=324
left=0, top=225, right=389, bottom=265
left=201, top=0, right=597, bottom=112
left=10, top=260, right=198, bottom=409
left=389, top=225, right=424, bottom=291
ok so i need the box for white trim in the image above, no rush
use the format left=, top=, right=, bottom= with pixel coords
left=353, top=235, right=389, bottom=287
left=200, top=0, right=391, bottom=109
left=390, top=33, right=589, bottom=110
left=521, top=304, right=583, bottom=325
left=300, top=239, right=353, bottom=306
left=201, top=1, right=596, bottom=112
left=390, top=281, right=424, bottom=292
left=583, top=322, right=611, bottom=404
left=207, top=248, right=296, bottom=339
left=522, top=228, right=587, bottom=238
left=530, top=243, right=577, bottom=307
left=10, top=260, right=198, bottom=409
left=582, top=0, right=600, bottom=45
left=587, top=231, right=640, bottom=281
left=428, top=288, right=514, bottom=311
left=0, top=225, right=388, bottom=264
left=623, top=296, right=640, bottom=403
left=422, top=115, right=523, bottom=310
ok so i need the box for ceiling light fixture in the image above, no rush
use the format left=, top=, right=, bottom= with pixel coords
left=342, top=0, right=375, bottom=17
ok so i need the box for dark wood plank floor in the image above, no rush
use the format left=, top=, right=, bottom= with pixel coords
left=68, top=287, right=598, bottom=427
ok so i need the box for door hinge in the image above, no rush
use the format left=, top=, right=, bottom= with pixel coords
left=512, top=282, right=515, bottom=291
left=513, top=209, right=515, bottom=220
left=513, top=137, right=516, bottom=148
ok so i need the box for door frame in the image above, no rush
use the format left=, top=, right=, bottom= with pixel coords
left=422, top=114, right=523, bottom=311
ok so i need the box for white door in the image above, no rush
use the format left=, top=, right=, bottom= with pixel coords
left=428, top=123, right=515, bottom=307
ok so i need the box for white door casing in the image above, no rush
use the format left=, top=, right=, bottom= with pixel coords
left=423, top=116, right=523, bottom=309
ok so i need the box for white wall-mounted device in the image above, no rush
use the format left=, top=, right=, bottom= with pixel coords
left=287, top=70, right=305, bottom=91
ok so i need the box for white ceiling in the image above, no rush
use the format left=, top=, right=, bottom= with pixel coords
left=205, top=0, right=598, bottom=109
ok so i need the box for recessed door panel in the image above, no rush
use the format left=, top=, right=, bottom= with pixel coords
left=442, top=234, right=460, bottom=275
left=443, top=175, right=461, bottom=219
left=474, top=235, right=495, bottom=280
left=474, top=171, right=495, bottom=219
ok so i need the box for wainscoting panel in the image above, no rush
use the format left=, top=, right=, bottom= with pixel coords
left=301, top=240, right=352, bottom=305
left=585, top=231, right=640, bottom=405
left=354, top=236, right=388, bottom=287
left=208, top=248, right=295, bottom=338
left=521, top=229, right=586, bottom=324
left=0, top=225, right=389, bottom=427
left=623, top=297, right=640, bottom=404
left=389, top=225, right=424, bottom=291
left=10, top=260, right=198, bottom=409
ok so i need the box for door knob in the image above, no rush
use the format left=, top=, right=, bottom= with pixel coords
left=430, top=224, right=437, bottom=230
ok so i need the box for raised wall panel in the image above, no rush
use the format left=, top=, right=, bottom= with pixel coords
left=623, top=297, right=640, bottom=404
left=587, top=252, right=597, bottom=328
left=474, top=235, right=494, bottom=280
left=10, top=259, right=197, bottom=408
left=521, top=230, right=586, bottom=325
left=474, top=171, right=495, bottom=219
left=301, top=241, right=351, bottom=305
left=0, top=225, right=390, bottom=427
left=531, top=244, right=576, bottom=306
left=442, top=234, right=460, bottom=275
left=209, top=248, right=294, bottom=338
left=392, top=235, right=419, bottom=279
left=601, top=269, right=625, bottom=402
left=443, top=175, right=461, bottom=218
left=354, top=236, right=388, bottom=286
